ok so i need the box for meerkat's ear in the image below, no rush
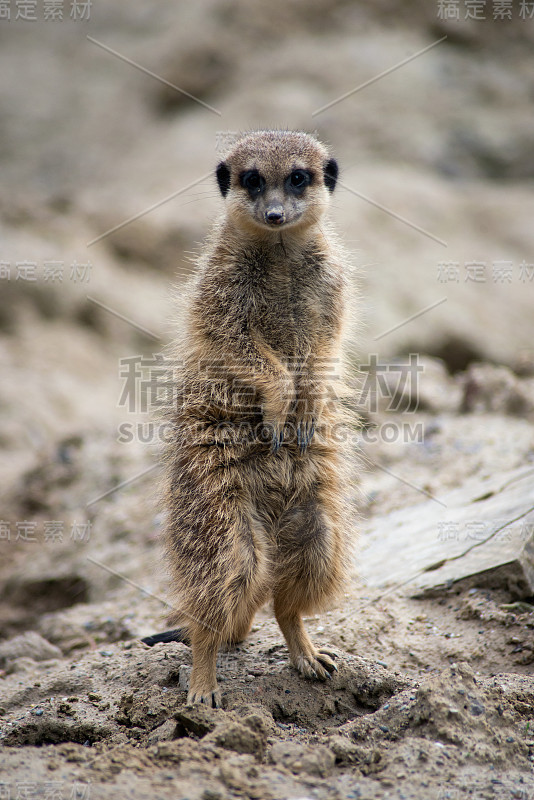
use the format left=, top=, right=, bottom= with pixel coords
left=216, top=161, right=231, bottom=198
left=324, top=158, right=338, bottom=193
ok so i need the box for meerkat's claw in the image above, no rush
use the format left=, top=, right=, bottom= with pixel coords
left=211, top=690, right=222, bottom=708
left=313, top=661, right=334, bottom=680
left=296, top=650, right=337, bottom=681
left=318, top=647, right=337, bottom=656
left=316, top=650, right=338, bottom=673
left=297, top=418, right=315, bottom=453
left=187, top=688, right=221, bottom=708
left=267, top=423, right=284, bottom=453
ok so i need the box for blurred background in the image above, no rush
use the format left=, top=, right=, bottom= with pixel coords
left=1, top=0, right=534, bottom=625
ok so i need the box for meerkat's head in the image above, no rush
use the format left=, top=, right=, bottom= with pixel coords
left=215, top=131, right=338, bottom=235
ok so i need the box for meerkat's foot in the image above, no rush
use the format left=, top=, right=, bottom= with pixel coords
left=188, top=629, right=222, bottom=708
left=295, top=648, right=338, bottom=680
left=275, top=607, right=339, bottom=682
left=187, top=686, right=222, bottom=708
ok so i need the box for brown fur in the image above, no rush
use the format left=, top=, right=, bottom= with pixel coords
left=162, top=131, right=354, bottom=706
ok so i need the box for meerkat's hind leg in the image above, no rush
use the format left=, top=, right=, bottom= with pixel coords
left=274, top=605, right=338, bottom=680
left=187, top=625, right=222, bottom=707
left=273, top=498, right=342, bottom=681
left=187, top=597, right=260, bottom=706
left=182, top=505, right=270, bottom=706
left=140, top=628, right=190, bottom=647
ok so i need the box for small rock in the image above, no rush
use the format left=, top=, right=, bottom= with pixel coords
left=205, top=721, right=264, bottom=757
left=5, top=657, right=40, bottom=675
left=460, top=363, right=534, bottom=416
left=147, top=718, right=178, bottom=746
left=379, top=725, right=390, bottom=733
left=240, top=707, right=276, bottom=738
left=327, top=735, right=363, bottom=765
left=174, top=705, right=219, bottom=737
left=202, top=789, right=224, bottom=800
left=0, top=631, right=62, bottom=667
left=269, top=741, right=335, bottom=777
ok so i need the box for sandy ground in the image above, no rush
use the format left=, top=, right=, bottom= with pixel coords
left=1, top=370, right=533, bottom=799
left=1, top=1, right=534, bottom=798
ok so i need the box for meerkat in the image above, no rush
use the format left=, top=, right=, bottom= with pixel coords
left=143, top=130, right=354, bottom=707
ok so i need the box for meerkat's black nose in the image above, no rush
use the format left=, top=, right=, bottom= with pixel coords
left=265, top=209, right=285, bottom=225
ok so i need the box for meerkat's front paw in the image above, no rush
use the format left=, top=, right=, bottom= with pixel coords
left=261, top=388, right=292, bottom=452
left=294, top=390, right=322, bottom=452
left=187, top=686, right=222, bottom=708
left=295, top=648, right=338, bottom=681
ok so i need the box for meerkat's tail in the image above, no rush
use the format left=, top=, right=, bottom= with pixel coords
left=141, top=628, right=191, bottom=647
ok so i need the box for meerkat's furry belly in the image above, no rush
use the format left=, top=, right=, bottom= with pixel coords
left=171, top=407, right=338, bottom=548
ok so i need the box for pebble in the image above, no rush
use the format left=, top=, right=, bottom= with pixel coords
left=0, top=632, right=62, bottom=666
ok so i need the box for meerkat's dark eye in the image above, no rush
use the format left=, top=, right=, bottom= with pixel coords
left=240, top=170, right=265, bottom=195
left=286, top=170, right=312, bottom=194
